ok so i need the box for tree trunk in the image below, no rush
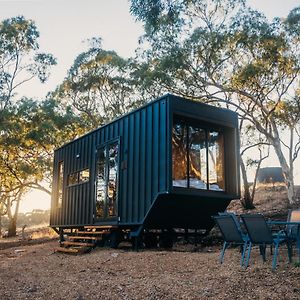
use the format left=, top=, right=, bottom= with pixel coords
left=0, top=214, right=2, bottom=237
left=6, top=189, right=23, bottom=237
left=240, top=156, right=255, bottom=209
left=7, top=217, right=17, bottom=237
left=272, top=138, right=296, bottom=205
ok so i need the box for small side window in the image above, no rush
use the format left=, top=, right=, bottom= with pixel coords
left=68, top=172, right=78, bottom=186
left=68, top=168, right=90, bottom=186
left=79, top=169, right=90, bottom=183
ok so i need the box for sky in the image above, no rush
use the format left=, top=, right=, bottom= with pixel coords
left=0, top=0, right=144, bottom=99
left=0, top=0, right=299, bottom=213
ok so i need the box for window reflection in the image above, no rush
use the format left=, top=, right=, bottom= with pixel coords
left=96, top=149, right=106, bottom=218
left=108, top=143, right=118, bottom=217
left=79, top=169, right=90, bottom=182
left=57, top=161, right=64, bottom=208
left=96, top=142, right=119, bottom=219
left=172, top=123, right=188, bottom=187
left=189, top=126, right=207, bottom=189
left=172, top=120, right=225, bottom=191
left=68, top=168, right=90, bottom=186
left=208, top=131, right=225, bottom=191
left=68, top=172, right=78, bottom=186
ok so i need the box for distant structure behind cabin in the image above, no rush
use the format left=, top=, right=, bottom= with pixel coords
left=257, top=167, right=284, bottom=184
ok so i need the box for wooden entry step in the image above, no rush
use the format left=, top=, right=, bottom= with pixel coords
left=55, top=226, right=118, bottom=255
left=84, top=225, right=118, bottom=229
left=61, top=241, right=95, bottom=247
left=68, top=235, right=102, bottom=241
left=55, top=245, right=93, bottom=255
left=77, top=230, right=111, bottom=235
left=55, top=247, right=79, bottom=254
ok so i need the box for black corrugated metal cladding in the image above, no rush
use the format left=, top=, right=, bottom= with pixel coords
left=50, top=96, right=169, bottom=227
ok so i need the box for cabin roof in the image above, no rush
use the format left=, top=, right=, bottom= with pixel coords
left=54, top=94, right=237, bottom=152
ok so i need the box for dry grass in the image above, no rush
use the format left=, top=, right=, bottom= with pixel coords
left=1, top=184, right=300, bottom=299
left=30, top=227, right=58, bottom=240
left=0, top=226, right=58, bottom=250
left=0, top=241, right=300, bottom=300
left=227, top=183, right=298, bottom=218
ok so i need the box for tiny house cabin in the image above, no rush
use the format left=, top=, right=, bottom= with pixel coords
left=50, top=94, right=240, bottom=247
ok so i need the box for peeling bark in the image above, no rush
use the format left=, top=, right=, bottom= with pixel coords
left=240, top=158, right=255, bottom=209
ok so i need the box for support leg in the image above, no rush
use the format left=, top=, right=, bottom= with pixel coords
left=240, top=241, right=248, bottom=266
left=59, top=227, right=65, bottom=244
left=245, top=242, right=252, bottom=268
left=220, top=241, right=227, bottom=264
left=272, top=243, right=279, bottom=271
left=287, top=241, right=292, bottom=263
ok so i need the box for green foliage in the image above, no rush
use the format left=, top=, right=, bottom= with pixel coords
left=0, top=15, right=39, bottom=53
left=130, top=0, right=300, bottom=204
left=130, top=0, right=184, bottom=35
left=56, top=38, right=144, bottom=129
left=284, top=7, right=300, bottom=36
left=0, top=16, right=56, bottom=110
left=0, top=16, right=60, bottom=235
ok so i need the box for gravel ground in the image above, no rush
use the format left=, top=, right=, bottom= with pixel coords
left=1, top=240, right=300, bottom=300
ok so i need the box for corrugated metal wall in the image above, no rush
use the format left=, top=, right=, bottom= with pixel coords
left=50, top=96, right=170, bottom=226
left=50, top=134, right=94, bottom=226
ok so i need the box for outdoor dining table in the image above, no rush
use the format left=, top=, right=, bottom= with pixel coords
left=268, top=220, right=300, bottom=261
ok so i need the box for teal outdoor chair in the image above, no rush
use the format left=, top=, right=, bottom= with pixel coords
left=213, top=214, right=249, bottom=266
left=286, top=209, right=300, bottom=260
left=241, top=214, right=292, bottom=270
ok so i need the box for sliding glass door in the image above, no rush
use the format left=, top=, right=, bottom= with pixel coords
left=95, top=140, right=119, bottom=221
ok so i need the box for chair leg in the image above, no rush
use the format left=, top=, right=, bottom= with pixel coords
left=220, top=241, right=227, bottom=264
left=240, top=241, right=248, bottom=266
left=263, top=245, right=267, bottom=261
left=296, top=238, right=300, bottom=262
left=245, top=242, right=252, bottom=268
left=259, top=245, right=267, bottom=262
left=287, top=241, right=292, bottom=263
left=272, top=243, right=279, bottom=271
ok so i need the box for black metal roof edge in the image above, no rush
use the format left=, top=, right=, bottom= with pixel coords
left=54, top=93, right=237, bottom=152
left=170, top=94, right=238, bottom=117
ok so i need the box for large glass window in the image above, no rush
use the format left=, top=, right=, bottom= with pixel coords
left=108, top=143, right=118, bottom=217
left=208, top=131, right=225, bottom=191
left=96, top=149, right=106, bottom=218
left=172, top=123, right=188, bottom=188
left=189, top=126, right=207, bottom=189
left=172, top=120, right=225, bottom=191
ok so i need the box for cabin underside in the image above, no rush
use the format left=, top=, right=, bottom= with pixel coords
left=52, top=192, right=235, bottom=252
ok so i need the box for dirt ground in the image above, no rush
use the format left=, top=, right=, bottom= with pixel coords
left=0, top=239, right=300, bottom=300
left=1, top=185, right=300, bottom=300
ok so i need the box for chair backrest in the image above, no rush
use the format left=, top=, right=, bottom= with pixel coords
left=213, top=214, right=244, bottom=243
left=287, top=209, right=300, bottom=237
left=241, top=214, right=273, bottom=244
left=218, top=212, right=242, bottom=231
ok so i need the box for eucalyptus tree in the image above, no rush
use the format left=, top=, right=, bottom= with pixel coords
left=0, top=16, right=57, bottom=236
left=0, top=97, right=85, bottom=236
left=56, top=38, right=144, bottom=129
left=130, top=0, right=300, bottom=205
left=0, top=16, right=56, bottom=111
